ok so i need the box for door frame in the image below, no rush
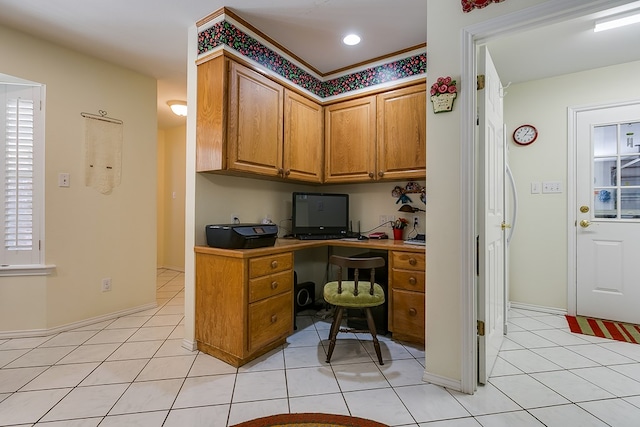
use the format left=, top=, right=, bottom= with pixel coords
left=460, top=0, right=632, bottom=394
left=567, top=100, right=640, bottom=319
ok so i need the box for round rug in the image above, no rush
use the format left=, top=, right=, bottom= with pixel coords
left=230, top=413, right=389, bottom=427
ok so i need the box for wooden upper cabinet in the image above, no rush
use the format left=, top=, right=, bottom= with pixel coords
left=324, top=95, right=377, bottom=183
left=196, top=55, right=228, bottom=172
left=283, top=90, right=324, bottom=183
left=228, top=61, right=284, bottom=177
left=196, top=53, right=425, bottom=183
left=377, top=83, right=427, bottom=180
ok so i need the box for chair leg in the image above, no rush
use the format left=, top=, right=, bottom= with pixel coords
left=365, top=307, right=384, bottom=365
left=326, top=306, right=344, bottom=363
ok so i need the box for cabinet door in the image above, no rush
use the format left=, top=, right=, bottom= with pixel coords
left=196, top=55, right=228, bottom=172
left=228, top=61, right=284, bottom=177
left=283, top=90, right=324, bottom=183
left=324, top=95, right=377, bottom=183
left=377, top=83, right=426, bottom=180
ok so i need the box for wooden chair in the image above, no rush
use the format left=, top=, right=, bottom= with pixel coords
left=323, top=255, right=386, bottom=365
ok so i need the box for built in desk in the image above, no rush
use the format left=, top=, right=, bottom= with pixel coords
left=194, top=238, right=425, bottom=367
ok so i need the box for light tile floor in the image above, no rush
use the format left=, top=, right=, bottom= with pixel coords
left=1, top=269, right=640, bottom=426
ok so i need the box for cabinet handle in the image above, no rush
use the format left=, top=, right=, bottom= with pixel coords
left=271, top=281, right=278, bottom=290
left=409, top=308, right=417, bottom=317
left=285, top=169, right=291, bottom=176
left=271, top=314, right=278, bottom=323
left=271, top=260, right=278, bottom=269
left=277, top=168, right=284, bottom=176
left=368, top=172, right=374, bottom=178
left=409, top=258, right=417, bottom=266
left=409, top=276, right=416, bottom=286
left=378, top=171, right=384, bottom=177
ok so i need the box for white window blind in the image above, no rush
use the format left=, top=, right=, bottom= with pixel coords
left=1, top=84, right=42, bottom=266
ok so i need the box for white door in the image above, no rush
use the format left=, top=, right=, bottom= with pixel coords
left=477, top=46, right=506, bottom=384
left=576, top=102, right=640, bottom=324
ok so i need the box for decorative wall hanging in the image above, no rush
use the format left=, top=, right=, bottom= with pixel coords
left=81, top=110, right=123, bottom=195
left=462, top=0, right=506, bottom=13
left=430, top=76, right=457, bottom=113
left=392, top=181, right=426, bottom=205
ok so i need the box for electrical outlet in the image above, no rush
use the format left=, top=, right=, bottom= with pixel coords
left=379, top=215, right=395, bottom=226
left=101, top=278, right=112, bottom=292
left=230, top=214, right=240, bottom=224
left=58, top=173, right=70, bottom=187
left=413, top=216, right=419, bottom=228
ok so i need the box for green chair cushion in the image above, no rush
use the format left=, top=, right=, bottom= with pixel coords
left=323, top=281, right=385, bottom=308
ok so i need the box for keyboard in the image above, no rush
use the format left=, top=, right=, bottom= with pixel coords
left=296, top=234, right=343, bottom=240
left=404, top=234, right=426, bottom=246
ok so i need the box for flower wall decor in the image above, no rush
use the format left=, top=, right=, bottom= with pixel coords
left=430, top=76, right=457, bottom=113
left=461, top=0, right=506, bottom=13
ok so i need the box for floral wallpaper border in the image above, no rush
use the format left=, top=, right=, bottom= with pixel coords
left=197, top=20, right=426, bottom=98
left=461, top=0, right=506, bottom=13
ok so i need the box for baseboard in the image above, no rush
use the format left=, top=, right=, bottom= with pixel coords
left=0, top=302, right=158, bottom=340
left=182, top=338, right=197, bottom=352
left=509, top=301, right=567, bottom=316
left=422, top=370, right=463, bottom=393
left=157, top=266, right=185, bottom=273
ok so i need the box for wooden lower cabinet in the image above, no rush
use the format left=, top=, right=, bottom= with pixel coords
left=389, top=250, right=426, bottom=344
left=195, top=251, right=293, bottom=367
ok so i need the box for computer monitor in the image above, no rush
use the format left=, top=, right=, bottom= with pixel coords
left=291, top=192, right=349, bottom=238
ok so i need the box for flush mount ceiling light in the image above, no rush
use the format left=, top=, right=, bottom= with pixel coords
left=342, top=34, right=361, bottom=46
left=594, top=9, right=640, bottom=32
left=167, top=100, right=187, bottom=117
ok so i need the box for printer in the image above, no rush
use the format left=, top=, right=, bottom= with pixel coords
left=205, top=223, right=278, bottom=249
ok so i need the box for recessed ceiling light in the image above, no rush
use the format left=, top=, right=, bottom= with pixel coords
left=594, top=10, right=640, bottom=32
left=342, top=34, right=361, bottom=46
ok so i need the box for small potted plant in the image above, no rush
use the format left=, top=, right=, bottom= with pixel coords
left=392, top=218, right=409, bottom=240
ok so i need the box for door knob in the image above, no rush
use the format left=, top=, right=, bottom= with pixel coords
left=579, top=219, right=591, bottom=228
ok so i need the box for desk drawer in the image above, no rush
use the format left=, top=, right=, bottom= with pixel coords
left=392, top=251, right=425, bottom=271
left=391, top=269, right=425, bottom=292
left=248, top=291, right=292, bottom=352
left=392, top=289, right=425, bottom=344
left=249, top=252, right=293, bottom=278
left=249, top=270, right=292, bottom=303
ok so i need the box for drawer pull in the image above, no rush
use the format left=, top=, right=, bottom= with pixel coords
left=409, top=258, right=417, bottom=266
left=408, top=276, right=417, bottom=286
left=409, top=308, right=417, bottom=317
left=271, top=260, right=278, bottom=269
left=271, top=281, right=278, bottom=290
left=271, top=314, right=278, bottom=323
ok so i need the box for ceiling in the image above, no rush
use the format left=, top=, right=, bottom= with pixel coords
left=0, top=1, right=638, bottom=129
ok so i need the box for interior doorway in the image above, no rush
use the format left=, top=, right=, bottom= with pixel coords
left=461, top=0, right=638, bottom=393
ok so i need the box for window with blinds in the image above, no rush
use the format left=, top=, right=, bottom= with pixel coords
left=1, top=84, right=42, bottom=266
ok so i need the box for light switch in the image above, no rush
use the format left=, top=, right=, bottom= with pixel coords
left=542, top=181, right=562, bottom=193
left=531, top=182, right=540, bottom=194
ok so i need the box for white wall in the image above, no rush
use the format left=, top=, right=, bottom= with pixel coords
left=506, top=60, right=640, bottom=310
left=426, top=0, right=548, bottom=387
left=158, top=125, right=187, bottom=271
left=0, top=24, right=157, bottom=334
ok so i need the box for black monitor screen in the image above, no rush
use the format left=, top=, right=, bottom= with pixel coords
left=292, top=192, right=349, bottom=237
